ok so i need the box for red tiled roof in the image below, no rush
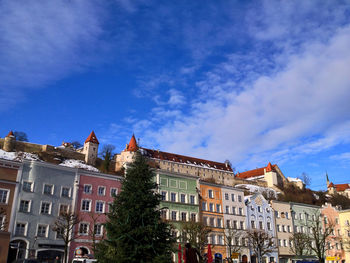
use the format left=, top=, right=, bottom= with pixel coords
left=334, top=183, right=350, bottom=192
left=126, top=134, right=138, bottom=152
left=328, top=182, right=334, bottom=188
left=7, top=131, right=14, bottom=137
left=236, top=163, right=277, bottom=179
left=85, top=131, right=99, bottom=144
left=141, top=148, right=233, bottom=172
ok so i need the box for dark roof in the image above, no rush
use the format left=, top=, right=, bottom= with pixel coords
left=140, top=148, right=233, bottom=172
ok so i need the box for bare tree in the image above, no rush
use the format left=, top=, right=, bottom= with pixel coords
left=87, top=212, right=106, bottom=254
left=245, top=229, right=277, bottom=263
left=224, top=226, right=245, bottom=263
left=289, top=232, right=310, bottom=257
left=99, top=144, right=116, bottom=172
left=301, top=172, right=311, bottom=187
left=304, top=212, right=334, bottom=263
left=180, top=221, right=211, bottom=260
left=13, top=131, right=28, bottom=142
left=52, top=211, right=80, bottom=263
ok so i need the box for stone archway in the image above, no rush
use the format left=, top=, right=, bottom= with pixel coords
left=242, top=255, right=248, bottom=263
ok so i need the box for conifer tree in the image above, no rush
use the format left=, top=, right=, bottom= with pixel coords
left=95, top=153, right=175, bottom=263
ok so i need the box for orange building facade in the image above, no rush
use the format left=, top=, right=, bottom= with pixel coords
left=200, top=181, right=226, bottom=261
left=321, top=203, right=345, bottom=263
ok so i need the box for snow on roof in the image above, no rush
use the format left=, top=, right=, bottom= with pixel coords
left=287, top=177, right=302, bottom=182
left=0, top=149, right=40, bottom=161
left=59, top=159, right=99, bottom=172
left=235, top=184, right=279, bottom=198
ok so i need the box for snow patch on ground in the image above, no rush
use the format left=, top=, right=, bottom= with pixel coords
left=0, top=149, right=41, bottom=161
left=59, top=159, right=99, bottom=172
left=235, top=184, right=279, bottom=198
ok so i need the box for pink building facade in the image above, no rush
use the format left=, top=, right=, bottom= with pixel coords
left=69, top=171, right=123, bottom=260
left=321, top=203, right=345, bottom=263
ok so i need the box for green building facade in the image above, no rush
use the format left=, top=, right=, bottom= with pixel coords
left=290, top=202, right=321, bottom=262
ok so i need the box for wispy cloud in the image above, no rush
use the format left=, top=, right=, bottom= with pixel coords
left=0, top=0, right=107, bottom=111
left=140, top=23, right=350, bottom=170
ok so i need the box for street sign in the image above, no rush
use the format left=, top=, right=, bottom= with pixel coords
left=231, top=253, right=240, bottom=259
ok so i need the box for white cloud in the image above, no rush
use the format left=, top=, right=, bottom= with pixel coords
left=0, top=0, right=106, bottom=111
left=143, top=25, right=350, bottom=170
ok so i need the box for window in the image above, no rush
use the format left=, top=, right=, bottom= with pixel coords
left=81, top=200, right=91, bottom=211
left=203, top=217, right=208, bottom=226
left=43, top=184, right=53, bottom=195
left=232, top=207, right=236, bottom=215
left=282, top=225, right=286, bottom=232
left=240, top=221, right=244, bottom=230
left=267, top=222, right=271, bottom=231
left=285, top=212, right=289, bottom=219
left=161, top=191, right=167, bottom=201
left=171, top=193, right=176, bottom=202
left=277, top=224, right=280, bottom=232
left=95, top=201, right=104, bottom=213
left=259, top=221, right=263, bottom=229
left=258, top=206, right=262, bottom=212
left=171, top=211, right=177, bottom=221
left=239, top=207, right=243, bottom=215
left=217, top=218, right=222, bottom=228
left=275, top=211, right=279, bottom=218
left=202, top=202, right=207, bottom=211
left=37, top=224, right=48, bottom=237
left=299, top=213, right=303, bottom=220
left=231, top=194, right=235, bottom=201
left=226, top=220, right=230, bottom=228
left=216, top=204, right=221, bottom=213
left=225, top=193, right=229, bottom=200
left=225, top=206, right=230, bottom=214
left=111, top=188, right=118, bottom=197
left=94, top=224, right=103, bottom=236
left=218, top=235, right=223, bottom=245
left=56, top=227, right=64, bottom=239
left=98, top=186, right=105, bottom=196
left=23, top=181, right=33, bottom=192
left=191, top=213, right=196, bottom=222
left=238, top=195, right=242, bottom=202
left=251, top=221, right=255, bottom=229
left=180, top=194, right=186, bottom=203
left=233, top=220, right=237, bottom=229
left=209, top=203, right=214, bottom=212
left=0, top=215, right=5, bottom=230
left=84, top=185, right=92, bottom=194
left=278, top=239, right=282, bottom=246
left=61, top=187, right=70, bottom=198
left=300, top=226, right=304, bottom=233
left=211, top=234, right=215, bottom=244
left=160, top=210, right=167, bottom=220
left=208, top=190, right=214, bottom=198
left=210, top=218, right=215, bottom=227
left=19, top=200, right=30, bottom=213
left=287, top=225, right=291, bottom=232
left=79, top=223, right=89, bottom=235
left=0, top=189, right=9, bottom=203
left=41, top=202, right=51, bottom=215
left=181, top=212, right=187, bottom=221
left=190, top=195, right=195, bottom=204
left=59, top=204, right=69, bottom=215
left=15, top=222, right=26, bottom=236
left=283, top=239, right=287, bottom=247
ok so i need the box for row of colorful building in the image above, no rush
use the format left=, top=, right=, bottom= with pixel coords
left=0, top=131, right=350, bottom=263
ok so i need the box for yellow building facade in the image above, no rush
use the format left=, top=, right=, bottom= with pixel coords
left=339, top=209, right=350, bottom=263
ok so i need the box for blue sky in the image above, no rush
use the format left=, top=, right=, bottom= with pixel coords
left=1, top=0, right=350, bottom=190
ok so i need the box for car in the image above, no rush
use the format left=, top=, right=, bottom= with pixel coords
left=71, top=258, right=97, bottom=263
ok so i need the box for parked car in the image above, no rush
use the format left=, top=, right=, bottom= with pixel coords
left=12, top=260, right=40, bottom=263
left=71, top=258, right=97, bottom=263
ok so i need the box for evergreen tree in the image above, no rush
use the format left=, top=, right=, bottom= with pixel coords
left=95, top=153, right=175, bottom=263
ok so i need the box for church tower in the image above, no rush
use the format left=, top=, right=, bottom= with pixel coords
left=114, top=134, right=139, bottom=172
left=83, top=131, right=99, bottom=165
